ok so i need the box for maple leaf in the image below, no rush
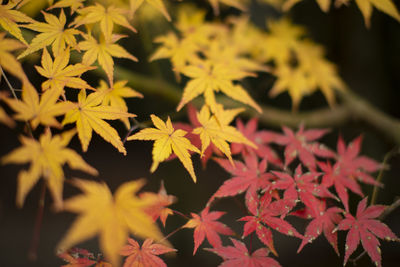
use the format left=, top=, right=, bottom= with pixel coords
left=35, top=47, right=95, bottom=91
left=79, top=33, right=137, bottom=84
left=58, top=178, right=166, bottom=266
left=150, top=32, right=200, bottom=76
left=2, top=128, right=98, bottom=209
left=120, top=238, right=176, bottom=267
left=58, top=250, right=96, bottom=267
left=127, top=114, right=200, bottom=182
left=17, top=9, right=81, bottom=59
left=353, top=0, right=400, bottom=27
left=207, top=238, right=281, bottom=267
left=183, top=207, right=234, bottom=255
left=71, top=3, right=136, bottom=41
left=336, top=197, right=399, bottom=267
left=273, top=125, right=335, bottom=170
left=97, top=79, right=143, bottom=129
left=240, top=193, right=302, bottom=255
left=62, top=89, right=135, bottom=154
left=272, top=165, right=336, bottom=211
left=291, top=199, right=342, bottom=254
left=193, top=104, right=257, bottom=163
left=177, top=60, right=261, bottom=114
left=140, top=181, right=177, bottom=227
left=231, top=118, right=282, bottom=167
left=210, top=153, right=273, bottom=213
left=295, top=41, right=347, bottom=107
left=318, top=161, right=364, bottom=212
left=0, top=32, right=27, bottom=81
left=207, top=0, right=247, bottom=16
left=4, top=81, right=74, bottom=129
left=47, top=0, right=85, bottom=15
left=0, top=106, right=15, bottom=128
left=129, top=0, right=171, bottom=21
left=0, top=1, right=34, bottom=45
left=336, top=135, right=382, bottom=186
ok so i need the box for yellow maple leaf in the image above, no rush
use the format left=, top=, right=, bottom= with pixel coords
left=35, top=47, right=95, bottom=91
left=0, top=32, right=27, bottom=81
left=150, top=32, right=201, bottom=76
left=97, top=79, right=143, bottom=129
left=4, top=81, right=74, bottom=129
left=261, top=18, right=305, bottom=66
left=193, top=104, right=256, bottom=163
left=1, top=128, right=98, bottom=209
left=17, top=9, right=81, bottom=59
left=177, top=60, right=261, bottom=114
left=62, top=89, right=135, bottom=154
left=354, top=0, right=400, bottom=27
left=296, top=41, right=346, bottom=106
left=127, top=114, right=200, bottom=182
left=129, top=0, right=171, bottom=21
left=71, top=3, right=136, bottom=41
left=0, top=1, right=33, bottom=45
left=47, top=0, right=85, bottom=15
left=57, top=178, right=165, bottom=266
left=0, top=106, right=15, bottom=128
left=79, top=33, right=137, bottom=85
left=208, top=0, right=247, bottom=15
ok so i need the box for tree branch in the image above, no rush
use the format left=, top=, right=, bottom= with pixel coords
left=111, top=65, right=400, bottom=145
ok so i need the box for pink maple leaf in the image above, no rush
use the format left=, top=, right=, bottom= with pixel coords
left=231, top=118, right=282, bottom=167
left=183, top=207, right=234, bottom=255
left=291, top=199, right=342, bottom=254
left=207, top=238, right=281, bottom=267
left=210, top=153, right=274, bottom=212
left=120, top=238, right=176, bottom=267
left=240, top=193, right=302, bottom=256
left=336, top=197, right=398, bottom=267
left=273, top=125, right=335, bottom=170
left=272, top=165, right=336, bottom=212
left=336, top=135, right=382, bottom=187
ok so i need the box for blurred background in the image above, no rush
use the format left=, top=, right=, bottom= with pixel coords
left=0, top=0, right=400, bottom=266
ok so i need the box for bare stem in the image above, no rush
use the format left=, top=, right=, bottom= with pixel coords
left=370, top=148, right=400, bottom=205
left=172, top=209, right=190, bottom=220
left=160, top=226, right=183, bottom=243
left=28, top=181, right=46, bottom=261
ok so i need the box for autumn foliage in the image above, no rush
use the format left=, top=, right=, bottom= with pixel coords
left=0, top=0, right=399, bottom=267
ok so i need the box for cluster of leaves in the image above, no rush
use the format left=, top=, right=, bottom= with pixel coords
left=0, top=0, right=399, bottom=267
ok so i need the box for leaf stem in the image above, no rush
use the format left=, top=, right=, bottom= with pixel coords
left=28, top=181, right=46, bottom=261
left=370, top=148, right=399, bottom=205
left=171, top=209, right=191, bottom=220
left=160, top=226, right=183, bottom=243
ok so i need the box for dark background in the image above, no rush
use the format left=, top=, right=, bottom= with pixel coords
left=1, top=0, right=400, bottom=266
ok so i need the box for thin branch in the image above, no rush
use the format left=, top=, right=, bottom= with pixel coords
left=111, top=65, right=400, bottom=145
left=371, top=148, right=400, bottom=205
left=28, top=181, right=46, bottom=261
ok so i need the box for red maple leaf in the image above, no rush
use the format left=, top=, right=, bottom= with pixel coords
left=291, top=199, right=342, bottom=254
left=336, top=135, right=382, bottom=187
left=120, top=238, right=176, bottom=267
left=273, top=125, right=335, bottom=170
left=207, top=238, right=281, bottom=267
left=272, top=165, right=336, bottom=212
left=210, top=153, right=273, bottom=212
left=140, top=181, right=176, bottom=227
left=336, top=198, right=398, bottom=267
left=240, top=193, right=302, bottom=256
left=183, top=207, right=234, bottom=255
left=231, top=118, right=282, bottom=167
left=318, top=161, right=364, bottom=211
left=58, top=252, right=96, bottom=267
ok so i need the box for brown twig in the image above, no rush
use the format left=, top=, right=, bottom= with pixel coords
left=28, top=181, right=46, bottom=261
